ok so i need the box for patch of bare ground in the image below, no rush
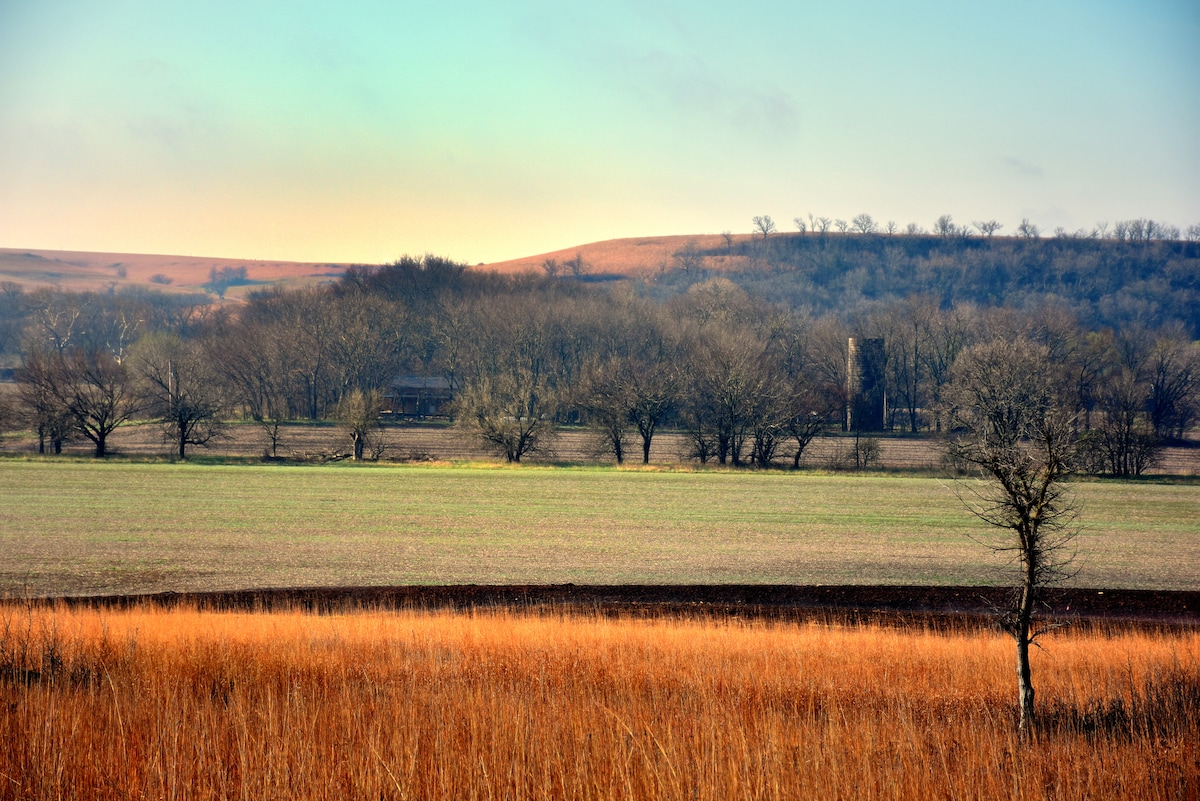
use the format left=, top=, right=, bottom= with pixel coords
left=4, top=420, right=1197, bottom=475
left=41, top=585, right=1200, bottom=630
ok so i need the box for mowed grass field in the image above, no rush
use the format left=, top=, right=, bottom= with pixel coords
left=1, top=460, right=1197, bottom=596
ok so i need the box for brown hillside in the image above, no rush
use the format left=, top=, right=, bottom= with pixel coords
left=1, top=235, right=756, bottom=297
left=478, top=234, right=756, bottom=277
left=0, top=248, right=352, bottom=298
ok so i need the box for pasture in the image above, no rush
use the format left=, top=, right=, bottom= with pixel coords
left=1, top=460, right=1197, bottom=597
left=1, top=603, right=1196, bottom=800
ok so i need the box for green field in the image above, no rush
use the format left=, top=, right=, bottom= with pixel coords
left=1, top=460, right=1197, bottom=596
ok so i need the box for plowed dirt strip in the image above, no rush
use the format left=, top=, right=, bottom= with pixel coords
left=49, top=584, right=1200, bottom=628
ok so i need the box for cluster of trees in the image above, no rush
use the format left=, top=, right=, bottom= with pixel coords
left=655, top=219, right=1200, bottom=339
left=756, top=212, right=1199, bottom=244
left=1, top=254, right=1196, bottom=472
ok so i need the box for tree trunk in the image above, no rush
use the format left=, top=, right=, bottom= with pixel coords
left=178, top=430, right=187, bottom=460
left=641, top=434, right=652, bottom=464
left=94, top=433, right=106, bottom=458
left=1016, top=559, right=1037, bottom=732
left=1016, top=631, right=1035, bottom=731
left=352, top=433, right=365, bottom=461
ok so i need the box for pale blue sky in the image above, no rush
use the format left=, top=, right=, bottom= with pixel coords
left=1, top=0, right=1197, bottom=263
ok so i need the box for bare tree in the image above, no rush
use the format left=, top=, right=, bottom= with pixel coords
left=944, top=338, right=1079, bottom=732
left=793, top=217, right=807, bottom=234
left=577, top=357, right=632, bottom=464
left=684, top=327, right=775, bottom=466
left=214, top=317, right=292, bottom=457
left=933, top=214, right=958, bottom=238
left=455, top=303, right=560, bottom=463
left=783, top=381, right=834, bottom=468
left=21, top=347, right=142, bottom=457
left=627, top=364, right=678, bottom=464
left=457, top=370, right=556, bottom=463
left=564, top=253, right=588, bottom=278
left=132, top=333, right=226, bottom=460
left=751, top=215, right=776, bottom=239
left=1085, top=366, right=1160, bottom=476
left=851, top=213, right=878, bottom=235
left=335, top=388, right=386, bottom=460
left=883, top=220, right=898, bottom=235
left=974, top=220, right=1004, bottom=237
left=833, top=219, right=850, bottom=234
left=1147, top=332, right=1199, bottom=440
left=672, top=240, right=704, bottom=275
left=1016, top=218, right=1040, bottom=239
left=14, top=346, right=74, bottom=453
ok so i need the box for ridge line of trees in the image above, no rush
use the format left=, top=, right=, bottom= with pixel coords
left=0, top=248, right=1196, bottom=469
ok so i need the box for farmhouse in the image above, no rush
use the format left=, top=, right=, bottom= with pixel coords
left=383, top=375, right=454, bottom=419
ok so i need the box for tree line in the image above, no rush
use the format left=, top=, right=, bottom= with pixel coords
left=1, top=253, right=1195, bottom=473
left=650, top=218, right=1200, bottom=340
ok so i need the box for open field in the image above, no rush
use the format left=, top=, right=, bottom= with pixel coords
left=2, top=460, right=1197, bottom=597
left=1, top=603, right=1196, bottom=800
left=478, top=233, right=757, bottom=277
left=0, top=248, right=349, bottom=297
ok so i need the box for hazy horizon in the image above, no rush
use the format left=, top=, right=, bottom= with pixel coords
left=1, top=1, right=1197, bottom=265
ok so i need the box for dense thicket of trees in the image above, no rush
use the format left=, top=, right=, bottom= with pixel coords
left=644, top=230, right=1200, bottom=339
left=1, top=238, right=1197, bottom=465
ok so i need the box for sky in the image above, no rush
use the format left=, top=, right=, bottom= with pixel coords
left=1, top=1, right=1197, bottom=265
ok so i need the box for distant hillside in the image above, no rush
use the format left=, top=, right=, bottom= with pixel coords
left=479, top=234, right=756, bottom=278
left=0, top=248, right=351, bottom=299
left=483, top=232, right=1200, bottom=337
left=4, top=229, right=1198, bottom=337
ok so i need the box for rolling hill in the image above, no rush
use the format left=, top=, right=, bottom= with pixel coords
left=0, top=248, right=352, bottom=299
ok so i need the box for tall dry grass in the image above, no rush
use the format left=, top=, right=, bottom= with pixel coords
left=1, top=603, right=1196, bottom=800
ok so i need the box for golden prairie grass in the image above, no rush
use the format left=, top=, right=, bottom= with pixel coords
left=1, top=603, right=1197, bottom=800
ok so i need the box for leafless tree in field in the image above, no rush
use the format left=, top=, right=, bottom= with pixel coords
left=944, top=337, right=1080, bottom=733
left=973, top=220, right=1003, bottom=237
left=851, top=213, right=877, bottom=235
left=751, top=215, right=776, bottom=239
left=457, top=369, right=556, bottom=463
left=132, top=333, right=227, bottom=460
left=933, top=214, right=958, bottom=238
left=672, top=240, right=704, bottom=275
left=1017, top=218, right=1040, bottom=239
left=18, top=346, right=142, bottom=457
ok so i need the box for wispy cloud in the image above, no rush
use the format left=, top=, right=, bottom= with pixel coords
left=526, top=11, right=799, bottom=143
left=1002, top=156, right=1043, bottom=177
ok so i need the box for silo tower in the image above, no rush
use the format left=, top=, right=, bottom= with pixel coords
left=847, top=337, right=886, bottom=431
